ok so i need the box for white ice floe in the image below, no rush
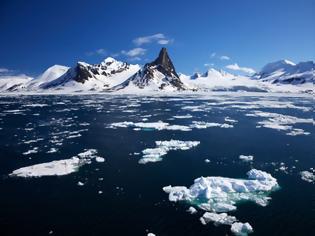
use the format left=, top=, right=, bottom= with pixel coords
left=200, top=212, right=237, bottom=226
left=108, top=120, right=234, bottom=132
left=173, top=114, right=193, bottom=119
left=10, top=149, right=103, bottom=177
left=47, top=148, right=58, bottom=153
left=231, top=222, right=254, bottom=236
left=139, top=140, right=200, bottom=164
left=300, top=171, right=315, bottom=183
left=95, top=156, right=105, bottom=163
left=147, top=233, right=156, bottom=236
left=163, top=169, right=279, bottom=211
left=247, top=111, right=313, bottom=136
left=190, top=121, right=233, bottom=129
left=23, top=147, right=39, bottom=155
left=163, top=169, right=279, bottom=235
left=187, top=206, right=197, bottom=214
left=239, top=155, right=254, bottom=162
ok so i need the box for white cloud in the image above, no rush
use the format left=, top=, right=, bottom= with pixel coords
left=86, top=48, right=107, bottom=56
left=226, top=63, right=256, bottom=74
left=0, top=68, right=10, bottom=73
left=204, top=63, right=215, bottom=67
left=133, top=33, right=173, bottom=46
left=220, top=55, right=230, bottom=60
left=121, top=48, right=147, bottom=57
left=210, top=52, right=216, bottom=58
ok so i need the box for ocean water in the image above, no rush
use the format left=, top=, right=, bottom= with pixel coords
left=0, top=93, right=314, bottom=236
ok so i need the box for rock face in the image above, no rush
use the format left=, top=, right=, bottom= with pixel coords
left=113, top=47, right=187, bottom=91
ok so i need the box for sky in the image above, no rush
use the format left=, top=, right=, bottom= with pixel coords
left=0, top=0, right=314, bottom=76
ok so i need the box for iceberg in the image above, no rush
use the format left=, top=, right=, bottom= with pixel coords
left=300, top=171, right=315, bottom=183
left=231, top=222, right=253, bottom=236
left=163, top=169, right=279, bottom=235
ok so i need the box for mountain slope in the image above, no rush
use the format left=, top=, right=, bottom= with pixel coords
left=252, top=60, right=315, bottom=85
left=112, top=48, right=188, bottom=91
left=41, top=58, right=140, bottom=91
left=180, top=68, right=267, bottom=92
left=0, top=74, right=33, bottom=91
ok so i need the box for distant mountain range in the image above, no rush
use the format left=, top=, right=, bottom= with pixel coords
left=0, top=48, right=314, bottom=94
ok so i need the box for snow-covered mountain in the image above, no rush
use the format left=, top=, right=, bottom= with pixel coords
left=112, top=48, right=188, bottom=92
left=180, top=68, right=267, bottom=92
left=41, top=58, right=140, bottom=91
left=0, top=49, right=314, bottom=94
left=252, top=60, right=315, bottom=85
left=0, top=74, right=33, bottom=91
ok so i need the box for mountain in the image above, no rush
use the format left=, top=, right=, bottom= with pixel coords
left=0, top=74, right=33, bottom=91
left=41, top=58, right=140, bottom=91
left=25, top=65, right=70, bottom=90
left=112, top=48, right=188, bottom=91
left=252, top=60, right=315, bottom=85
left=180, top=68, right=267, bottom=92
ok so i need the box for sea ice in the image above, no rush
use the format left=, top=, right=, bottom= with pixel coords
left=300, top=171, right=315, bottom=183
left=231, top=222, right=253, bottom=236
left=239, top=155, right=254, bottom=162
left=163, top=169, right=278, bottom=234
left=10, top=149, right=102, bottom=177
left=139, top=140, right=200, bottom=164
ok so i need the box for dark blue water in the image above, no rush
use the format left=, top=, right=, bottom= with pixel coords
left=0, top=94, right=314, bottom=236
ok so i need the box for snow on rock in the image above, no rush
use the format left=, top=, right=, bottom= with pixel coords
left=9, top=149, right=103, bottom=177
left=300, top=171, right=315, bottom=183
left=231, top=222, right=254, bottom=236
left=139, top=140, right=200, bottom=164
left=239, top=155, right=254, bottom=162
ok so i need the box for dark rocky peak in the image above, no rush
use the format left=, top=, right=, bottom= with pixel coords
left=147, top=47, right=179, bottom=78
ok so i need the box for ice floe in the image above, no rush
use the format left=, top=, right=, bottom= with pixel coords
left=247, top=111, right=313, bottom=136
left=231, top=222, right=254, bottom=236
left=10, top=149, right=103, bottom=177
left=300, top=171, right=315, bottom=183
left=163, top=169, right=279, bottom=235
left=139, top=140, right=200, bottom=164
left=239, top=155, right=254, bottom=162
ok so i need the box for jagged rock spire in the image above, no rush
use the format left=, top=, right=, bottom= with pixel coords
left=149, top=47, right=179, bottom=78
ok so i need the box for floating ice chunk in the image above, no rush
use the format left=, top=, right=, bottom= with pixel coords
left=300, top=171, right=315, bottom=183
left=10, top=157, right=83, bottom=177
left=163, top=169, right=279, bottom=211
left=200, top=212, right=237, bottom=226
left=248, top=111, right=313, bottom=135
left=187, top=206, right=197, bottom=214
left=173, top=114, right=193, bottom=119
left=47, top=148, right=58, bottom=153
left=77, top=181, right=84, bottom=186
left=139, top=140, right=200, bottom=164
left=225, top=117, right=238, bottom=123
left=190, top=121, right=233, bottom=129
left=231, top=222, right=253, bottom=236
left=95, top=156, right=105, bottom=163
left=23, top=138, right=44, bottom=144
left=239, top=155, right=254, bottom=162
left=147, top=233, right=156, bottom=236
left=204, top=159, right=211, bottom=163
left=286, top=128, right=310, bottom=136
left=10, top=149, right=100, bottom=178
left=23, top=147, right=39, bottom=155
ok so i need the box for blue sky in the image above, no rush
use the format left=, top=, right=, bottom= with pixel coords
left=0, top=0, right=314, bottom=76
